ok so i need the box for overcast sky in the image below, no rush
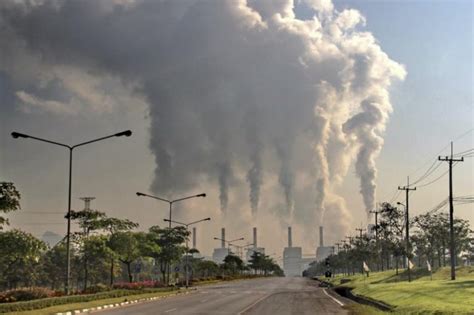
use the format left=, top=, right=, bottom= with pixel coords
left=1, top=0, right=472, bottom=259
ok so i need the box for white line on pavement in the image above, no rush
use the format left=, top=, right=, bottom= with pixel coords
left=323, top=289, right=344, bottom=307
left=237, top=294, right=270, bottom=315
left=164, top=308, right=177, bottom=313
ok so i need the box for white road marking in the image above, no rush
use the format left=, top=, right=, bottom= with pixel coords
left=323, top=289, right=344, bottom=307
left=164, top=308, right=177, bottom=313
left=237, top=294, right=270, bottom=315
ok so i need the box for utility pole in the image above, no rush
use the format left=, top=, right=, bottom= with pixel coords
left=356, top=228, right=366, bottom=239
left=341, top=240, right=348, bottom=275
left=335, top=242, right=341, bottom=254
left=370, top=208, right=381, bottom=271
left=439, top=142, right=464, bottom=280
left=398, top=177, right=416, bottom=282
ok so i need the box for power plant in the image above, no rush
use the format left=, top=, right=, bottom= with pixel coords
left=246, top=227, right=265, bottom=261
left=212, top=228, right=230, bottom=263
left=283, top=226, right=303, bottom=276
left=315, top=226, right=333, bottom=261
left=209, top=225, right=330, bottom=276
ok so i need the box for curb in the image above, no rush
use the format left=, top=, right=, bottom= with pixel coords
left=333, top=286, right=394, bottom=311
left=54, top=289, right=196, bottom=315
left=312, top=278, right=393, bottom=312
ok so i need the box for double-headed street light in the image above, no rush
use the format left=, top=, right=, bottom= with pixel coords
left=163, top=218, right=210, bottom=288
left=136, top=192, right=206, bottom=228
left=232, top=242, right=255, bottom=259
left=213, top=237, right=245, bottom=255
left=11, top=130, right=132, bottom=294
left=136, top=192, right=206, bottom=285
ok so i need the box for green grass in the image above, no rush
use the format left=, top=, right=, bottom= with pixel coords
left=4, top=290, right=186, bottom=315
left=344, top=304, right=386, bottom=315
left=329, top=266, right=474, bottom=314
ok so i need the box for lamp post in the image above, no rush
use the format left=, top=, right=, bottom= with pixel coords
left=136, top=192, right=206, bottom=284
left=397, top=201, right=411, bottom=282
left=11, top=130, right=132, bottom=294
left=213, top=237, right=245, bottom=256
left=163, top=217, right=211, bottom=288
left=229, top=242, right=254, bottom=260
left=213, top=237, right=244, bottom=276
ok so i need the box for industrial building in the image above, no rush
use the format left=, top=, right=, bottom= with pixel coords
left=315, top=226, right=333, bottom=261
left=283, top=227, right=303, bottom=276
left=246, top=227, right=265, bottom=261
left=212, top=228, right=229, bottom=263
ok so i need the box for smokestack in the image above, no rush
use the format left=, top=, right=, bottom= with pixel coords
left=253, top=227, right=257, bottom=248
left=319, top=226, right=324, bottom=247
left=193, top=227, right=196, bottom=249
left=288, top=226, right=292, bottom=247
left=221, top=228, right=225, bottom=248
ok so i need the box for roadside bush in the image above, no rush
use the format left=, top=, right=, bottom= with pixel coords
left=112, top=281, right=165, bottom=290
left=82, top=284, right=110, bottom=294
left=0, top=287, right=54, bottom=303
left=0, top=287, right=177, bottom=313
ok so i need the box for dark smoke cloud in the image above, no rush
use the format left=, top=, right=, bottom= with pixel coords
left=0, top=0, right=405, bottom=241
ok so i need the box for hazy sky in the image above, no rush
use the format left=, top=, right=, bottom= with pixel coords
left=1, top=0, right=472, bottom=259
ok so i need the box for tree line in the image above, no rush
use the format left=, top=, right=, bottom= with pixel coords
left=306, top=202, right=473, bottom=277
left=0, top=182, right=282, bottom=292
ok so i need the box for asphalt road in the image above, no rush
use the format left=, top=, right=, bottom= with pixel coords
left=98, top=277, right=351, bottom=315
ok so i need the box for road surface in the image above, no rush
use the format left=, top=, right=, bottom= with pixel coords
left=98, top=277, right=350, bottom=314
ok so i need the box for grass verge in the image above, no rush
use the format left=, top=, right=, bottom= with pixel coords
left=328, top=266, right=474, bottom=314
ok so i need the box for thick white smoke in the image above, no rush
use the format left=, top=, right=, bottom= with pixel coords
left=0, top=0, right=405, bottom=244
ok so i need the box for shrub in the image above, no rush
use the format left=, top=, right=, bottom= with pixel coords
left=82, top=284, right=110, bottom=294
left=0, top=287, right=54, bottom=303
left=112, top=280, right=165, bottom=290
left=0, top=287, right=176, bottom=313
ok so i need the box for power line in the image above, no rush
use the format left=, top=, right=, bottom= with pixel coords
left=454, top=148, right=474, bottom=156
left=411, top=160, right=443, bottom=185
left=382, top=127, right=473, bottom=203
left=417, top=169, right=450, bottom=188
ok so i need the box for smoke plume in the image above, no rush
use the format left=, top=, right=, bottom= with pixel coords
left=0, top=0, right=405, bottom=242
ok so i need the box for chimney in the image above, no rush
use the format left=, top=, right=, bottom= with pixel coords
left=221, top=228, right=225, bottom=248
left=288, top=226, right=292, bottom=247
left=192, top=227, right=197, bottom=248
left=319, top=226, right=324, bottom=247
left=253, top=227, right=257, bottom=248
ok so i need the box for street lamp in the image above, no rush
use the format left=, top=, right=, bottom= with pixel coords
left=136, top=192, right=206, bottom=228
left=11, top=130, right=132, bottom=294
left=163, top=217, right=210, bottom=288
left=137, top=192, right=206, bottom=285
left=213, top=237, right=244, bottom=255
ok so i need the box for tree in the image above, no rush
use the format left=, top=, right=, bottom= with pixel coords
left=0, top=229, right=46, bottom=289
left=100, top=217, right=139, bottom=285
left=146, top=226, right=189, bottom=284
left=38, top=240, right=66, bottom=290
left=69, top=208, right=106, bottom=236
left=108, top=231, right=144, bottom=283
left=80, top=235, right=114, bottom=289
left=0, top=182, right=21, bottom=229
left=194, top=260, right=219, bottom=278
left=222, top=254, right=244, bottom=275
left=378, top=202, right=405, bottom=272
left=413, top=212, right=472, bottom=268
